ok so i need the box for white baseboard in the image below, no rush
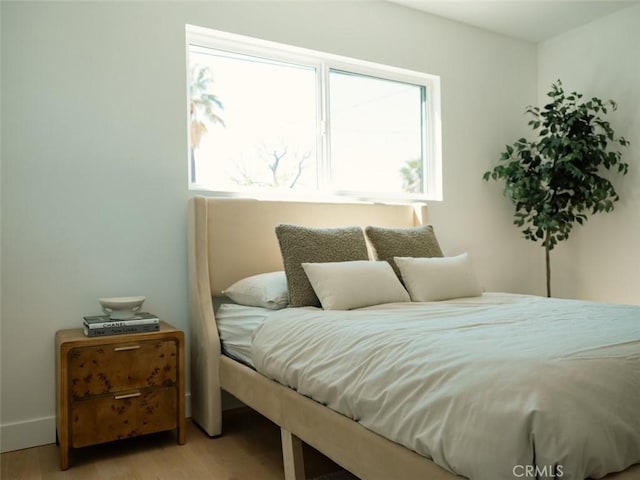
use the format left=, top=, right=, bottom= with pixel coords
left=1, top=415, right=56, bottom=453
left=1, top=393, right=194, bottom=453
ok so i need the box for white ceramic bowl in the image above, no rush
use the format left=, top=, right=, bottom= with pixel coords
left=99, top=296, right=146, bottom=319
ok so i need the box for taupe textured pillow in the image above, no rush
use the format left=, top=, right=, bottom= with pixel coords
left=275, top=224, right=369, bottom=307
left=365, top=225, right=444, bottom=278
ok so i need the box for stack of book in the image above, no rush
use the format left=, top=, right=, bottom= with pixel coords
left=83, top=312, right=160, bottom=337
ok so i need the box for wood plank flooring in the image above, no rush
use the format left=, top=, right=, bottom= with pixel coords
left=1, top=408, right=341, bottom=480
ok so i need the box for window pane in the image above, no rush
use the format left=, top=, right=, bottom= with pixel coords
left=189, top=46, right=318, bottom=191
left=329, top=70, right=425, bottom=195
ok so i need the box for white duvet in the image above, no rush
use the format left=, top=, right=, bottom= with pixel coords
left=251, top=293, right=640, bottom=480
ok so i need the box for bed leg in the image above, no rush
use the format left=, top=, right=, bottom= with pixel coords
left=281, top=427, right=305, bottom=480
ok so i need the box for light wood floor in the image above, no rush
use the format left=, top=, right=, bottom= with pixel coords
left=0, top=408, right=341, bottom=480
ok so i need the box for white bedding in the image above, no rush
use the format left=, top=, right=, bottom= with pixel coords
left=216, top=303, right=270, bottom=366
left=251, top=293, right=640, bottom=480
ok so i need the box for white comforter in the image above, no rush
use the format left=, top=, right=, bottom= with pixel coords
left=251, top=293, right=640, bottom=480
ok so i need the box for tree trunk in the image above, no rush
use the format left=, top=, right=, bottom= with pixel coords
left=545, top=230, right=551, bottom=297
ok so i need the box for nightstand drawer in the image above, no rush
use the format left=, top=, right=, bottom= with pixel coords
left=69, top=339, right=177, bottom=398
left=71, top=386, right=177, bottom=448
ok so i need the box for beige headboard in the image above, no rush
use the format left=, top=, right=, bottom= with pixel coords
left=194, top=197, right=428, bottom=296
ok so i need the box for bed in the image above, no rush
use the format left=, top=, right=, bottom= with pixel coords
left=187, top=196, right=640, bottom=480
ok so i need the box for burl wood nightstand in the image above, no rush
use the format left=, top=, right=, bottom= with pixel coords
left=55, top=321, right=186, bottom=470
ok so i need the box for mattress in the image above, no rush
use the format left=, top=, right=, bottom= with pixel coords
left=215, top=303, right=270, bottom=366
left=251, top=293, right=640, bottom=480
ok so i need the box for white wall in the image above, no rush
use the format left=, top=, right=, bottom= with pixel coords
left=0, top=1, right=536, bottom=451
left=538, top=4, right=640, bottom=304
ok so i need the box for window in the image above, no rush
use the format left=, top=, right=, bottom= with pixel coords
left=187, top=25, right=442, bottom=201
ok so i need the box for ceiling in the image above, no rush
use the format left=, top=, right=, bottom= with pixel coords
left=389, top=1, right=639, bottom=42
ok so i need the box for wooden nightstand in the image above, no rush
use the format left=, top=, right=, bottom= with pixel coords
left=55, top=321, right=186, bottom=470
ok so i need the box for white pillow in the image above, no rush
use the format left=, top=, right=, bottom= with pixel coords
left=301, top=260, right=410, bottom=310
left=394, top=253, right=482, bottom=302
left=222, top=271, right=289, bottom=310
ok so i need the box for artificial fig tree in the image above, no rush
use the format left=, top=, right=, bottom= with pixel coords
left=484, top=80, right=630, bottom=297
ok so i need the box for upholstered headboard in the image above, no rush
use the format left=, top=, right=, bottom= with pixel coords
left=186, top=196, right=427, bottom=436
left=192, top=197, right=428, bottom=296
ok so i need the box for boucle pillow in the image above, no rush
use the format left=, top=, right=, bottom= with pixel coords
left=275, top=224, right=369, bottom=307
left=301, top=261, right=410, bottom=310
left=365, top=225, right=444, bottom=278
left=222, top=271, right=289, bottom=310
left=394, top=253, right=482, bottom=302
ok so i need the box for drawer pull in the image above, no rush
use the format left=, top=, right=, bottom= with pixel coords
left=114, top=345, right=140, bottom=352
left=114, top=392, right=141, bottom=400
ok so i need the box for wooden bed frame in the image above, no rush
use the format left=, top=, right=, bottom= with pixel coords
left=187, top=196, right=640, bottom=480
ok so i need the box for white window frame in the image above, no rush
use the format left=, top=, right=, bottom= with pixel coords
left=186, top=24, right=442, bottom=202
